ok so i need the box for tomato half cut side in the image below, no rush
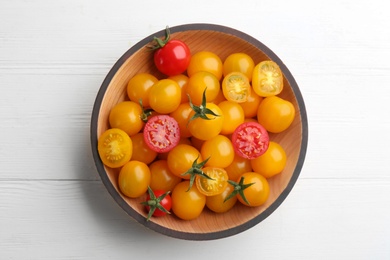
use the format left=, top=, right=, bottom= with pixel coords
left=196, top=167, right=229, bottom=196
left=231, top=122, right=269, bottom=159
left=97, top=128, right=133, bottom=168
left=222, top=72, right=251, bottom=103
left=143, top=115, right=180, bottom=153
left=252, top=60, right=283, bottom=97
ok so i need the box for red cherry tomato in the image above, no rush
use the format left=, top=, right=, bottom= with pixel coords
left=231, top=122, right=269, bottom=159
left=144, top=189, right=172, bottom=219
left=152, top=27, right=191, bottom=76
left=143, top=115, right=180, bottom=153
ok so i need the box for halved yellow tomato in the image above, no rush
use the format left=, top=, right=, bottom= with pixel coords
left=252, top=60, right=283, bottom=97
left=97, top=128, right=132, bottom=168
left=222, top=72, right=251, bottom=103
left=196, top=167, right=228, bottom=196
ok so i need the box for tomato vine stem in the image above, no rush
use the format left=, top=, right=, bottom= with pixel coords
left=187, top=88, right=220, bottom=124
left=181, top=156, right=214, bottom=191
left=149, top=26, right=171, bottom=50
left=224, top=177, right=254, bottom=205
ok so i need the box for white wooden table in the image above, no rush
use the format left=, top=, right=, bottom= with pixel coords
left=1, top=0, right=389, bottom=259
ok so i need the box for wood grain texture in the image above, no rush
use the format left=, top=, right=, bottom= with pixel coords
left=1, top=0, right=390, bottom=257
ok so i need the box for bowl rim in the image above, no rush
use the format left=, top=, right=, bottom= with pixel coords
left=90, top=23, right=308, bottom=240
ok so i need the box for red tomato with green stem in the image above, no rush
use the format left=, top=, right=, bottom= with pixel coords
left=151, top=26, right=191, bottom=76
left=142, top=187, right=172, bottom=221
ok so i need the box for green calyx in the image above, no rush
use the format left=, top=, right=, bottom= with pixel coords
left=188, top=88, right=220, bottom=123
left=149, top=26, right=171, bottom=50
left=224, top=177, right=255, bottom=205
left=181, top=156, right=214, bottom=191
left=141, top=186, right=171, bottom=221
left=139, top=99, right=153, bottom=122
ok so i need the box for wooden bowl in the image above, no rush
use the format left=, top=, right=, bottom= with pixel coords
left=90, top=24, right=308, bottom=240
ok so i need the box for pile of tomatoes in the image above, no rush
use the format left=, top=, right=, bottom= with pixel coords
left=97, top=27, right=296, bottom=221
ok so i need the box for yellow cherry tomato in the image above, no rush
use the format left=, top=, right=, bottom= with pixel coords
left=239, top=90, right=263, bottom=118
left=224, top=153, right=252, bottom=181
left=118, top=160, right=151, bottom=198
left=168, top=74, right=189, bottom=104
left=251, top=141, right=287, bottom=178
left=252, top=60, right=283, bottom=97
left=170, top=102, right=193, bottom=138
left=127, top=73, right=158, bottom=107
left=223, top=53, right=255, bottom=81
left=201, top=135, right=234, bottom=168
left=109, top=101, right=144, bottom=136
left=97, top=128, right=132, bottom=168
left=257, top=95, right=295, bottom=133
left=149, top=79, right=181, bottom=114
left=236, top=172, right=270, bottom=207
left=206, top=184, right=237, bottom=213
left=129, top=132, right=157, bottom=165
left=157, top=137, right=192, bottom=160
left=218, top=100, right=245, bottom=135
left=212, top=89, right=227, bottom=105
left=171, top=181, right=206, bottom=220
left=188, top=103, right=224, bottom=141
left=187, top=71, right=220, bottom=105
left=149, top=160, right=182, bottom=192
left=167, top=144, right=202, bottom=179
left=187, top=51, right=223, bottom=80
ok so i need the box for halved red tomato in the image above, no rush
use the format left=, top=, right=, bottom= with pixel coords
left=231, top=122, right=269, bottom=159
left=143, top=115, right=180, bottom=153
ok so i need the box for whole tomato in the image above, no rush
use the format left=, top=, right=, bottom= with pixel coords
left=235, top=172, right=270, bottom=207
left=109, top=101, right=144, bottom=136
left=218, top=100, right=245, bottom=135
left=130, top=133, right=157, bottom=165
left=148, top=79, right=181, bottom=114
left=206, top=184, right=237, bottom=213
left=187, top=51, right=223, bottom=80
left=225, top=172, right=270, bottom=207
left=257, top=95, right=295, bottom=133
left=127, top=73, right=158, bottom=107
left=152, top=27, right=191, bottom=76
left=149, top=160, right=181, bottom=191
left=200, top=135, right=234, bottom=168
left=187, top=71, right=220, bottom=106
left=251, top=141, right=287, bottom=178
left=118, top=161, right=151, bottom=198
left=223, top=52, right=255, bottom=81
left=171, top=181, right=206, bottom=220
left=167, top=143, right=202, bottom=179
left=142, top=187, right=172, bottom=221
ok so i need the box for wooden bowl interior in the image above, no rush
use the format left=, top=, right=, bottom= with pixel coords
left=95, top=28, right=304, bottom=237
